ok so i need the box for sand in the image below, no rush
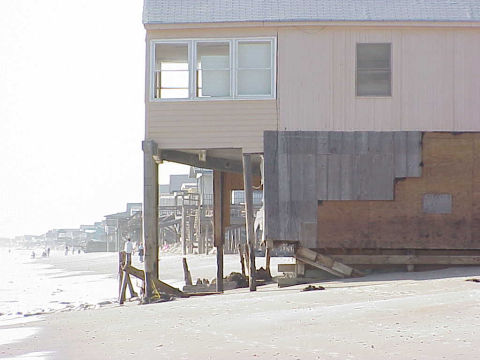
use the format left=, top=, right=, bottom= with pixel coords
left=1, top=249, right=480, bottom=360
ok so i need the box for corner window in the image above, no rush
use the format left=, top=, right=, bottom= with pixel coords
left=151, top=38, right=276, bottom=101
left=154, top=43, right=189, bottom=99
left=356, top=43, right=391, bottom=97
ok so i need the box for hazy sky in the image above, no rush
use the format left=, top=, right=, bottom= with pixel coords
left=0, top=0, right=188, bottom=238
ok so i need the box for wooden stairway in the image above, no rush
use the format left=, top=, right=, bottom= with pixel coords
left=295, top=245, right=364, bottom=278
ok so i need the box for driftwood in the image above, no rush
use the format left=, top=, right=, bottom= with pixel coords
left=123, top=264, right=189, bottom=298
left=182, top=257, right=193, bottom=286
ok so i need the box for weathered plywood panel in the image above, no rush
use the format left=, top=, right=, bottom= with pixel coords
left=394, top=132, right=408, bottom=177
left=472, top=139, right=480, bottom=241
left=265, top=131, right=422, bottom=245
left=318, top=135, right=479, bottom=249
left=318, top=201, right=370, bottom=248
left=263, top=131, right=279, bottom=241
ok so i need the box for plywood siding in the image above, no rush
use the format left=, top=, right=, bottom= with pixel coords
left=318, top=133, right=480, bottom=249
left=278, top=28, right=480, bottom=132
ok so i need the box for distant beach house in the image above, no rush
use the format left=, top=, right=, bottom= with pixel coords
left=141, top=0, right=480, bottom=279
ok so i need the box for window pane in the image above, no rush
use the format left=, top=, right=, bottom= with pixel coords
left=160, top=89, right=189, bottom=99
left=196, top=42, right=231, bottom=97
left=237, top=69, right=271, bottom=96
left=357, top=70, right=391, bottom=96
left=155, top=43, right=188, bottom=70
left=238, top=41, right=271, bottom=69
left=357, top=43, right=391, bottom=69
left=159, top=71, right=189, bottom=88
left=200, top=70, right=230, bottom=97
left=154, top=43, right=189, bottom=99
left=356, top=43, right=391, bottom=96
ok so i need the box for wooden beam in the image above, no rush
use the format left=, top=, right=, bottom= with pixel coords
left=243, top=154, right=257, bottom=291
left=213, top=170, right=225, bottom=293
left=329, top=255, right=480, bottom=265
left=161, top=149, right=261, bottom=176
left=295, top=245, right=363, bottom=278
left=142, top=140, right=159, bottom=300
left=277, top=263, right=296, bottom=272
left=124, top=264, right=188, bottom=298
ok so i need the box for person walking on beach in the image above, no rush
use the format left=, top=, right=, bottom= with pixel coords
left=47, top=248, right=50, bottom=257
left=124, top=238, right=133, bottom=265
left=138, top=243, right=144, bottom=263
left=65, top=245, right=68, bottom=256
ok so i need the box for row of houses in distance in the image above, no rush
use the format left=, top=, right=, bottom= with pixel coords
left=5, top=168, right=262, bottom=253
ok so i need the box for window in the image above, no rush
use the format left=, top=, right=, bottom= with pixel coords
left=154, top=43, right=189, bottom=99
left=151, top=38, right=276, bottom=100
left=356, top=43, right=391, bottom=97
left=236, top=40, right=273, bottom=96
left=196, top=42, right=231, bottom=98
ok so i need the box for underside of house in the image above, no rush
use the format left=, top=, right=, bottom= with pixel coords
left=147, top=131, right=480, bottom=280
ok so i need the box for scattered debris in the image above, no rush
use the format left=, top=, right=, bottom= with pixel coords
left=195, top=278, right=210, bottom=285
left=302, top=285, right=325, bottom=292
left=256, top=267, right=272, bottom=282
left=226, top=272, right=249, bottom=288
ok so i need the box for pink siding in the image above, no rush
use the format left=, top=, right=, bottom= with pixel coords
left=278, top=27, right=480, bottom=132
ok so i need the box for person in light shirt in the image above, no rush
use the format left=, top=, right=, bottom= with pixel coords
left=124, top=238, right=133, bottom=265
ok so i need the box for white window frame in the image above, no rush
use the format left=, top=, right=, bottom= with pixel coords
left=234, top=39, right=276, bottom=99
left=193, top=39, right=233, bottom=99
left=150, top=37, right=276, bottom=102
left=355, top=42, right=392, bottom=98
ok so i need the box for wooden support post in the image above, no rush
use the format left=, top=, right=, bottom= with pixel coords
left=181, top=198, right=187, bottom=255
left=118, top=251, right=125, bottom=296
left=205, top=223, right=210, bottom=255
left=182, top=257, right=193, bottom=286
left=189, top=216, right=195, bottom=253
left=265, top=246, right=272, bottom=277
left=244, top=242, right=251, bottom=275
left=243, top=154, right=257, bottom=291
left=142, top=140, right=159, bottom=300
left=196, top=193, right=202, bottom=254
left=239, top=244, right=246, bottom=276
left=213, top=171, right=225, bottom=293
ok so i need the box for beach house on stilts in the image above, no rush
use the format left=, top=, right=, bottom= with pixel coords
left=141, top=0, right=480, bottom=299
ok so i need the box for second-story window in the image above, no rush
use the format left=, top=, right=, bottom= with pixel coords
left=237, top=40, right=273, bottom=96
left=356, top=43, right=392, bottom=97
left=196, top=42, right=231, bottom=98
left=151, top=38, right=276, bottom=101
left=154, top=43, right=189, bottom=99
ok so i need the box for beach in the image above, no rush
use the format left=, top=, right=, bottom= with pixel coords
left=1, top=248, right=480, bottom=359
